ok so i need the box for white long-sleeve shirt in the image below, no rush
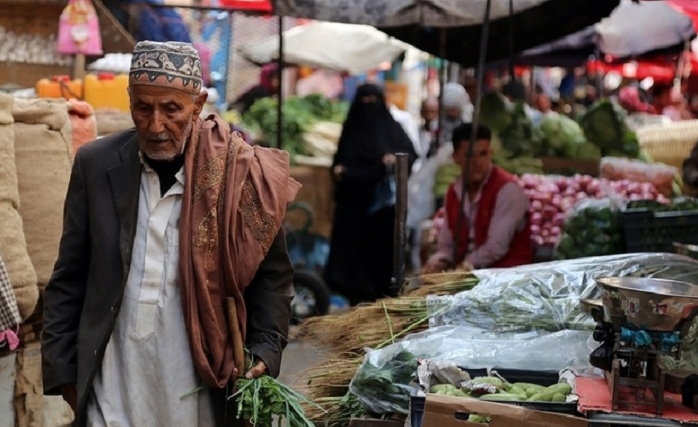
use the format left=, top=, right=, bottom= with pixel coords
left=87, top=156, right=215, bottom=427
left=428, top=172, right=529, bottom=269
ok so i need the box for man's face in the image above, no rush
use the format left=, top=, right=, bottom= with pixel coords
left=129, top=85, right=206, bottom=161
left=452, top=138, right=492, bottom=185
left=445, top=106, right=461, bottom=121
left=421, top=100, right=438, bottom=123
left=536, top=94, right=551, bottom=112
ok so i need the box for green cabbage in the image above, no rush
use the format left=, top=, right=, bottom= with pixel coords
left=479, top=91, right=514, bottom=133
left=498, top=101, right=543, bottom=157
left=580, top=99, right=628, bottom=151
left=565, top=141, right=602, bottom=161
left=540, top=113, right=585, bottom=155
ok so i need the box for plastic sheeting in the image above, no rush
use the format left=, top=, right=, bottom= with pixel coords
left=348, top=325, right=595, bottom=414
left=427, top=253, right=698, bottom=333
left=521, top=0, right=696, bottom=63
left=237, top=22, right=410, bottom=75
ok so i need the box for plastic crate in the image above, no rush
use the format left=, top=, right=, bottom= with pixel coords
left=621, top=208, right=698, bottom=253
left=409, top=369, right=576, bottom=427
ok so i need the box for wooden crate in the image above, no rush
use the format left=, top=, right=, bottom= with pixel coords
left=539, top=157, right=599, bottom=177
left=287, top=165, right=334, bottom=240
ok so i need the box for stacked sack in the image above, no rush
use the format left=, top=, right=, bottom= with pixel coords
left=0, top=93, right=38, bottom=320
left=12, top=98, right=73, bottom=287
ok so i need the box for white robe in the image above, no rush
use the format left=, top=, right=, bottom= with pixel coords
left=86, top=158, right=216, bottom=427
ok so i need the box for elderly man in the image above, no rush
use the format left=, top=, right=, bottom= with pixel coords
left=423, top=123, right=532, bottom=273
left=441, top=82, right=474, bottom=144
left=41, top=41, right=299, bottom=427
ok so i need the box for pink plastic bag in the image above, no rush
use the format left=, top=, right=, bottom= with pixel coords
left=57, top=0, right=103, bottom=56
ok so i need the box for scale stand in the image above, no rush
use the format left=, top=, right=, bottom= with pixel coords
left=605, top=348, right=668, bottom=415
left=604, top=314, right=680, bottom=416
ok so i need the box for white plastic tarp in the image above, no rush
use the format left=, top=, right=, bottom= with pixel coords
left=237, top=21, right=411, bottom=75
left=595, top=0, right=695, bottom=57
left=523, top=0, right=696, bottom=59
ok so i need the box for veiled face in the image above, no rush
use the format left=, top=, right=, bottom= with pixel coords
left=129, top=85, right=207, bottom=160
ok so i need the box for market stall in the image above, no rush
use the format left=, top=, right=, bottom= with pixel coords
left=296, top=252, right=698, bottom=427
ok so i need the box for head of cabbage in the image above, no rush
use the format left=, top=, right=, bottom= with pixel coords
left=539, top=113, right=585, bottom=154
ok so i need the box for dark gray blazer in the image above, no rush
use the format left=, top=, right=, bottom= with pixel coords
left=41, top=129, right=294, bottom=426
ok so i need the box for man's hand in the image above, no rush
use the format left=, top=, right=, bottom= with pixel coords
left=422, top=259, right=450, bottom=274
left=60, top=383, right=77, bottom=413
left=382, top=153, right=396, bottom=165
left=332, top=165, right=345, bottom=181
left=245, top=360, right=268, bottom=379
left=457, top=261, right=474, bottom=272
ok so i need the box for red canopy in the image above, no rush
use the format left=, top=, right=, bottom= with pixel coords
left=218, top=0, right=272, bottom=13
left=669, top=0, right=698, bottom=30
left=587, top=51, right=698, bottom=85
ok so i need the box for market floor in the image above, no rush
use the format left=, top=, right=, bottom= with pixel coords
left=278, top=334, right=326, bottom=389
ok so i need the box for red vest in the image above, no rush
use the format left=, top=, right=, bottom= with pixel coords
left=445, top=166, right=532, bottom=268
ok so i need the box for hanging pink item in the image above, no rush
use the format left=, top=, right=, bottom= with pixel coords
left=0, top=329, right=19, bottom=351
left=57, top=0, right=103, bottom=56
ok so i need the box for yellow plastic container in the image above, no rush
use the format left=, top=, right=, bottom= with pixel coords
left=84, top=73, right=130, bottom=112
left=36, top=75, right=84, bottom=100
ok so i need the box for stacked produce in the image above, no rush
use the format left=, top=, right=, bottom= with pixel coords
left=241, top=94, right=348, bottom=161
left=556, top=199, right=623, bottom=260
left=433, top=162, right=461, bottom=200
left=0, top=26, right=72, bottom=66
left=600, top=156, right=678, bottom=197
left=430, top=377, right=573, bottom=403
left=518, top=173, right=666, bottom=247
left=479, top=92, right=645, bottom=176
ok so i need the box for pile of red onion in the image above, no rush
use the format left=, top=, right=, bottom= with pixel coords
left=518, top=174, right=668, bottom=246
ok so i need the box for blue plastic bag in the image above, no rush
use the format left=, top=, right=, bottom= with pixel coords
left=368, top=166, right=396, bottom=215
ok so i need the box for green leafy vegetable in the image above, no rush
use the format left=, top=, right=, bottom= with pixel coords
left=241, top=95, right=349, bottom=161
left=580, top=99, right=628, bottom=151
left=479, top=91, right=514, bottom=133
left=539, top=113, right=585, bottom=156
left=230, top=375, right=322, bottom=427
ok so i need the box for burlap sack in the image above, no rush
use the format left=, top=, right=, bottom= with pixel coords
left=94, top=108, right=134, bottom=136
left=13, top=98, right=72, bottom=288
left=14, top=341, right=43, bottom=427
left=0, top=94, right=38, bottom=320
left=67, top=99, right=97, bottom=157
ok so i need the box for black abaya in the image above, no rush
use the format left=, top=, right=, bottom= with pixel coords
left=324, top=84, right=416, bottom=305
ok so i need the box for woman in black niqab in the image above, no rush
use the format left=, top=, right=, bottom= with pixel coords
left=325, top=83, right=416, bottom=305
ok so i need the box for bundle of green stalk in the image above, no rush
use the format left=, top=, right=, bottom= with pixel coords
left=295, top=272, right=479, bottom=424
left=298, top=272, right=479, bottom=355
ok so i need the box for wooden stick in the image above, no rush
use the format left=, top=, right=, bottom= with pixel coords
left=226, top=297, right=246, bottom=376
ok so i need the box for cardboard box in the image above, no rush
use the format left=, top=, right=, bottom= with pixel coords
left=348, top=418, right=404, bottom=427
left=423, top=394, right=587, bottom=427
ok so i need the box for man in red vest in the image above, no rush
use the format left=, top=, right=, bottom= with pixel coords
left=423, top=123, right=532, bottom=273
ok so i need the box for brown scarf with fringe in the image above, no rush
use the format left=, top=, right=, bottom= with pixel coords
left=179, top=114, right=300, bottom=387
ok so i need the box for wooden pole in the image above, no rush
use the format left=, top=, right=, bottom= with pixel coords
left=73, top=54, right=86, bottom=81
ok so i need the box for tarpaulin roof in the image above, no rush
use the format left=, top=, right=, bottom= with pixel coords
left=271, top=0, right=620, bottom=67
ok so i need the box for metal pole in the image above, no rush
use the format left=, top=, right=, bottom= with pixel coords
left=392, top=153, right=409, bottom=294
left=276, top=15, right=284, bottom=149
left=452, top=0, right=492, bottom=267
left=436, top=28, right=448, bottom=148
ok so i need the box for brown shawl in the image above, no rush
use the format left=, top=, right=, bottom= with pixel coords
left=179, top=114, right=300, bottom=388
